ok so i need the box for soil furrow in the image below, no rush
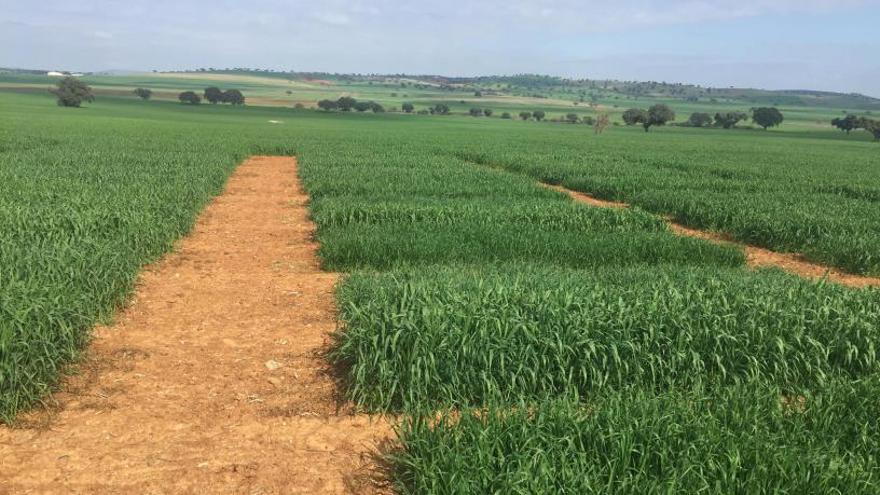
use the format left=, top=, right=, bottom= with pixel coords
left=544, top=183, right=880, bottom=288
left=0, top=156, right=391, bottom=494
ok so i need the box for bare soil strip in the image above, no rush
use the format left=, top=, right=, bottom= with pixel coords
left=0, top=156, right=391, bottom=494
left=545, top=183, right=880, bottom=288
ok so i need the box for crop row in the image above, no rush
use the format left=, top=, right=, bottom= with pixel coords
left=300, top=153, right=743, bottom=271
left=396, top=380, right=880, bottom=494
left=333, top=265, right=880, bottom=410
left=451, top=126, right=880, bottom=275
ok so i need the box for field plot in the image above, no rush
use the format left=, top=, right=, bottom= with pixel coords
left=2, top=89, right=880, bottom=493
left=397, top=380, right=880, bottom=493
left=304, top=153, right=742, bottom=271
left=336, top=266, right=880, bottom=410
left=453, top=128, right=880, bottom=275
left=292, top=114, right=880, bottom=491
left=0, top=101, right=246, bottom=419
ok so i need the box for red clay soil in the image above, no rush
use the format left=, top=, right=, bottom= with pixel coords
left=0, top=156, right=392, bottom=494
left=545, top=183, right=880, bottom=289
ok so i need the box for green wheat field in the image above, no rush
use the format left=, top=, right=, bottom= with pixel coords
left=2, top=72, right=879, bottom=493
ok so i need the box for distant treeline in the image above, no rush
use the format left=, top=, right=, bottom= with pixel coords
left=159, top=68, right=880, bottom=111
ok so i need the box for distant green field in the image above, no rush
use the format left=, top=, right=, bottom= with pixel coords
left=2, top=89, right=879, bottom=492
left=2, top=70, right=872, bottom=128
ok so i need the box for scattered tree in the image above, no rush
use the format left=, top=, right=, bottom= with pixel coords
left=752, top=107, right=784, bottom=130
left=430, top=104, right=450, bottom=115
left=622, top=108, right=647, bottom=126
left=484, top=108, right=493, bottom=117
left=204, top=87, right=224, bottom=104
left=317, top=99, right=338, bottom=111
left=294, top=103, right=305, bottom=109
left=370, top=102, right=385, bottom=113
left=133, top=88, right=152, bottom=101
left=582, top=115, right=595, bottom=126
left=643, top=104, right=675, bottom=132
left=533, top=110, right=546, bottom=121
left=402, top=102, right=414, bottom=113
left=593, top=113, right=610, bottom=134
left=469, top=108, right=483, bottom=117
left=337, top=96, right=356, bottom=111
left=687, top=112, right=713, bottom=128
left=831, top=114, right=862, bottom=134
left=519, top=111, right=532, bottom=121
left=354, top=101, right=373, bottom=112
left=474, top=91, right=483, bottom=97
left=178, top=91, right=201, bottom=105
left=223, top=89, right=245, bottom=105
left=714, top=111, right=748, bottom=129
left=51, top=77, right=94, bottom=107
left=285, top=90, right=293, bottom=95
left=566, top=113, right=579, bottom=124
left=501, top=112, right=512, bottom=119
left=863, top=119, right=880, bottom=141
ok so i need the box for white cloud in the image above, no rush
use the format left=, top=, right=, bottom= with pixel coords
left=495, top=0, right=877, bottom=32
left=311, top=11, right=352, bottom=26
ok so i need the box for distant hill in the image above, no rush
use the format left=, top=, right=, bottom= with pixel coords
left=173, top=69, right=878, bottom=111
left=5, top=66, right=879, bottom=111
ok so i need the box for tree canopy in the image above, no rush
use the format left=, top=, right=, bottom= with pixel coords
left=863, top=119, right=880, bottom=141
left=204, top=87, right=224, bottom=104
left=831, top=114, right=862, bottom=134
left=178, top=91, right=201, bottom=105
left=714, top=112, right=748, bottom=129
left=354, top=101, right=373, bottom=112
left=337, top=96, right=357, bottom=111
left=687, top=112, right=713, bottom=127
left=622, top=106, right=674, bottom=131
left=430, top=104, right=450, bottom=115
left=50, top=77, right=94, bottom=107
left=318, top=99, right=338, bottom=111
left=223, top=89, right=245, bottom=105
left=133, top=88, right=152, bottom=101
left=752, top=107, right=784, bottom=130
left=622, top=108, right=647, bottom=126
left=643, top=104, right=675, bottom=132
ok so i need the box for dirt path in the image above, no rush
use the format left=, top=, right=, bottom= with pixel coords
left=0, top=156, right=391, bottom=494
left=545, top=184, right=880, bottom=288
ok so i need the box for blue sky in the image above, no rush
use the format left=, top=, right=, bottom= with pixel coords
left=4, top=0, right=880, bottom=96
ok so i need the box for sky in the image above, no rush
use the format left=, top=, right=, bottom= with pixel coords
left=4, top=0, right=880, bottom=96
